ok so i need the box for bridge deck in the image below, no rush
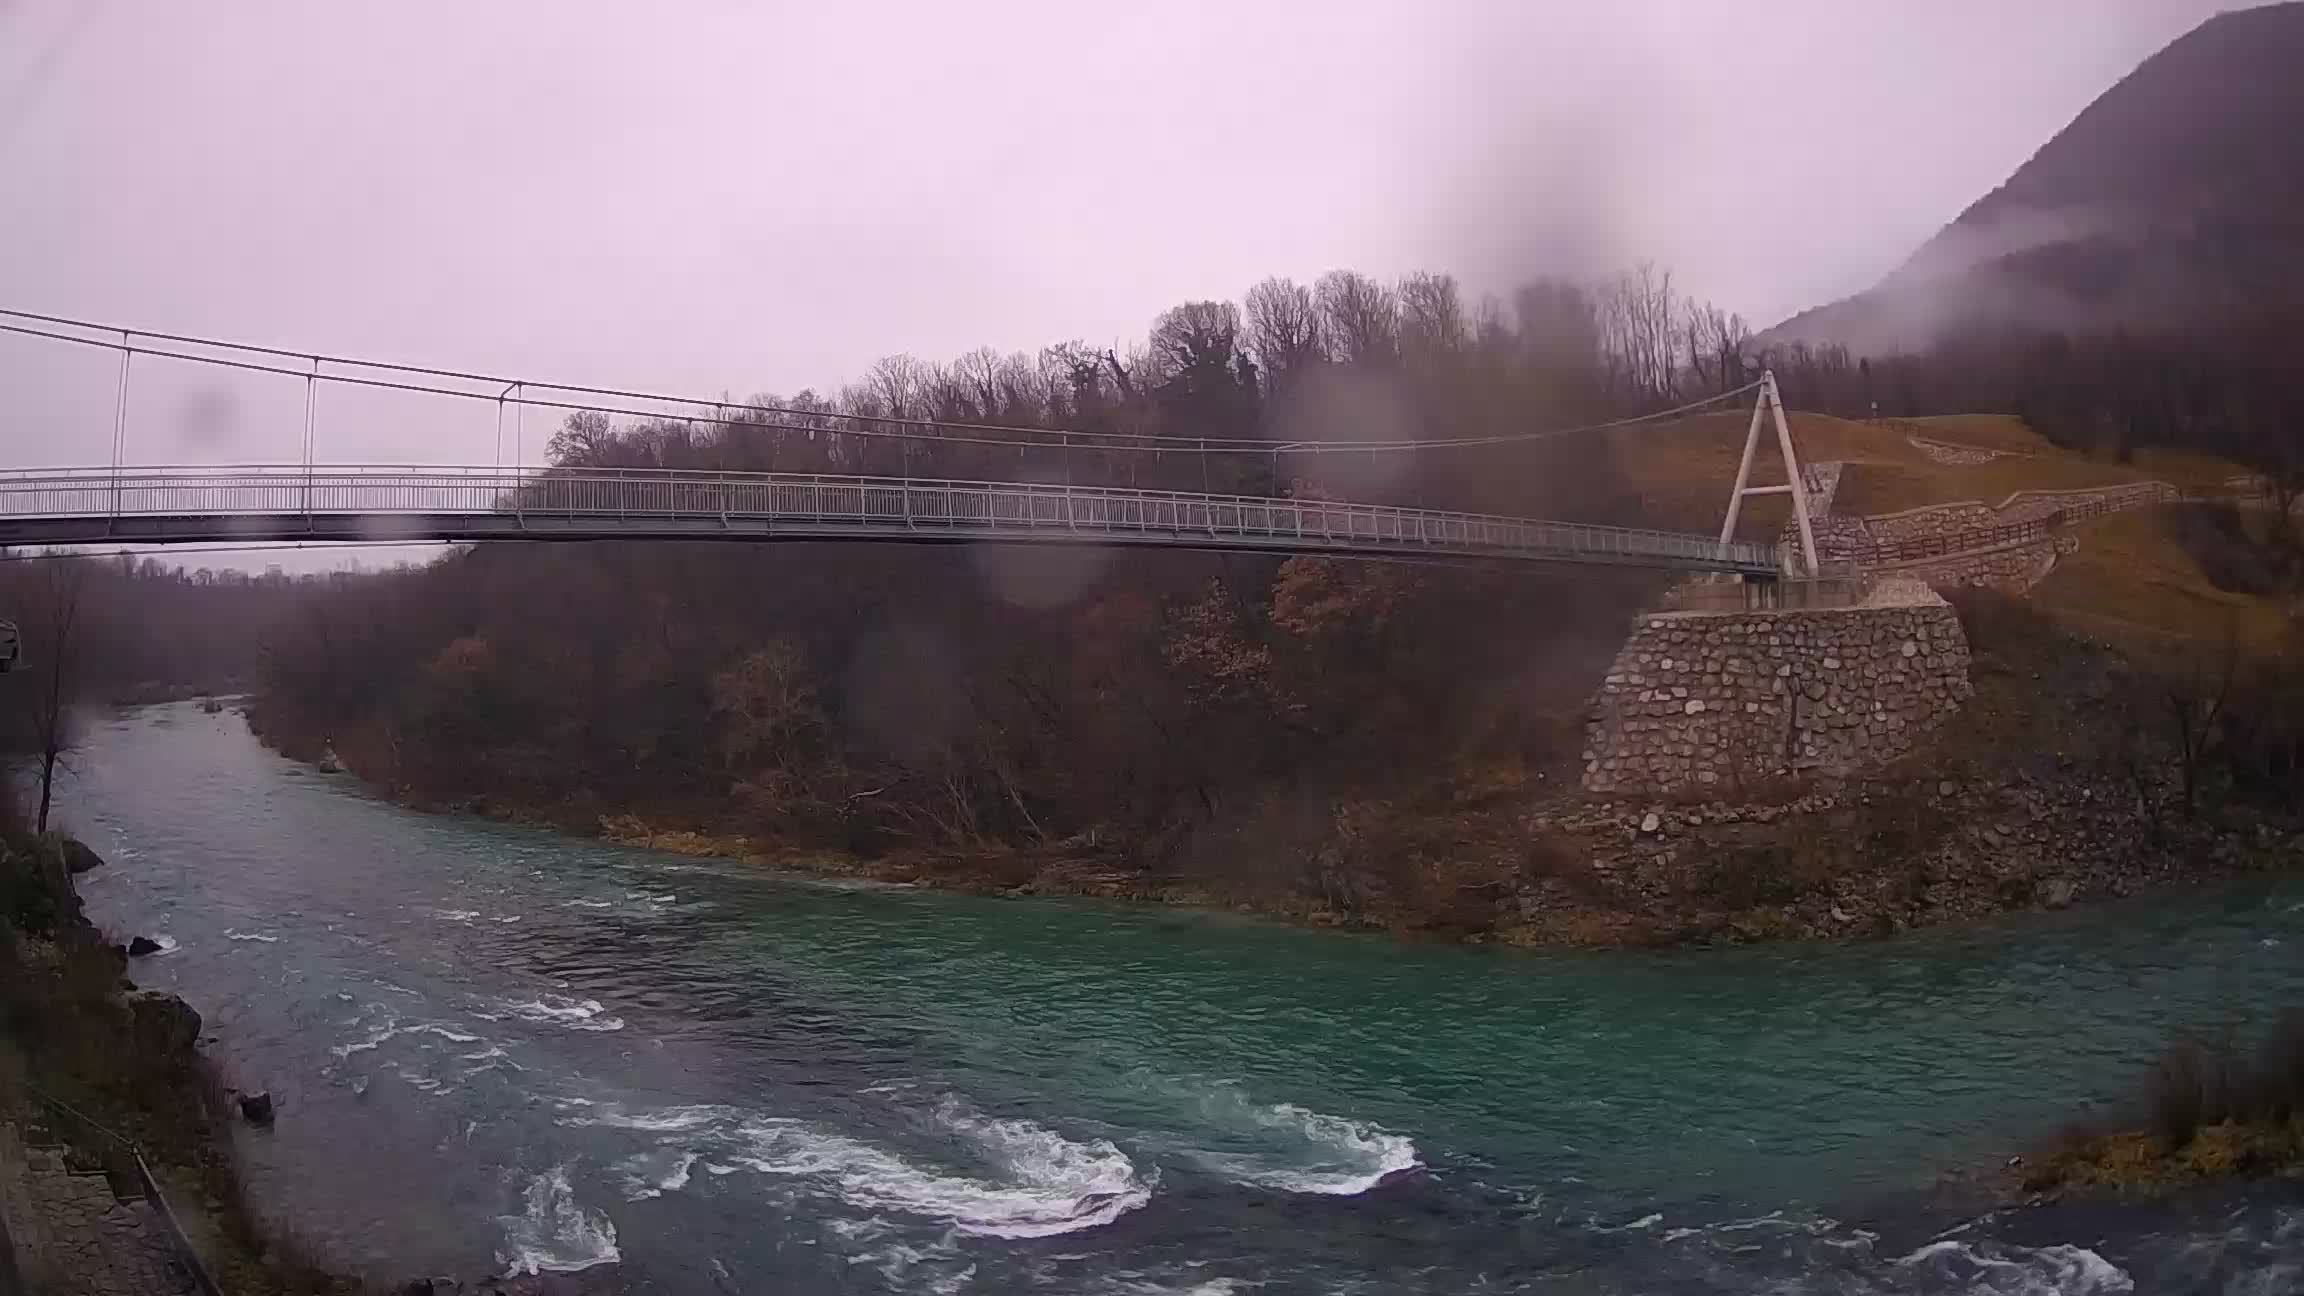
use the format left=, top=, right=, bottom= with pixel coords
left=0, top=466, right=1780, bottom=574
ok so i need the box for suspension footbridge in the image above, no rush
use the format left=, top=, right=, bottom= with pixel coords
left=0, top=311, right=1811, bottom=577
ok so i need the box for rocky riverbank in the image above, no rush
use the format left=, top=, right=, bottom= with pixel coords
left=258, top=584, right=2304, bottom=950
left=1, top=834, right=624, bottom=1295
left=605, top=585, right=2303, bottom=945
left=576, top=740, right=2296, bottom=950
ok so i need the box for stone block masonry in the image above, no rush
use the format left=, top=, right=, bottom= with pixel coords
left=1582, top=590, right=1974, bottom=795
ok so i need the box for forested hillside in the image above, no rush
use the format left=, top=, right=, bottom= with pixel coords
left=1770, top=2, right=2304, bottom=355
left=249, top=266, right=1733, bottom=917
left=1750, top=6, right=2304, bottom=491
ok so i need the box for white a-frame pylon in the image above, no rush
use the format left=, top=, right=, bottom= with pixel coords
left=1716, top=370, right=1819, bottom=577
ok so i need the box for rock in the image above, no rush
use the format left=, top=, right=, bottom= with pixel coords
left=2038, top=878, right=2076, bottom=909
left=1639, top=812, right=1662, bottom=835
left=120, top=989, right=201, bottom=1058
left=61, top=838, right=105, bottom=875
left=1937, top=780, right=1957, bottom=797
left=238, top=1091, right=276, bottom=1125
left=126, top=936, right=163, bottom=957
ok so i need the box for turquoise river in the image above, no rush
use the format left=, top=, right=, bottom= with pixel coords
left=56, top=703, right=2304, bottom=1293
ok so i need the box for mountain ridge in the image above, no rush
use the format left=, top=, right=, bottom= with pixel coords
left=1767, top=2, right=2304, bottom=355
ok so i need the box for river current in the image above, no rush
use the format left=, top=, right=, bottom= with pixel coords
left=53, top=702, right=2304, bottom=1293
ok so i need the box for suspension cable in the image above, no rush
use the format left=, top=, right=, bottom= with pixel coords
left=0, top=308, right=1761, bottom=457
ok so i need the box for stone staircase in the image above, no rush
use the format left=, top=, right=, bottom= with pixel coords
left=0, top=1119, right=195, bottom=1296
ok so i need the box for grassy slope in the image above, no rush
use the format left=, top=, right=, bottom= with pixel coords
left=2034, top=509, right=2296, bottom=661
left=1609, top=409, right=2249, bottom=537
left=1607, top=409, right=2279, bottom=655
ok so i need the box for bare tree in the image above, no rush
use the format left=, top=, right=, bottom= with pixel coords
left=993, top=351, right=1050, bottom=423
left=864, top=354, right=934, bottom=421
left=1315, top=270, right=1398, bottom=368
left=1599, top=261, right=1681, bottom=402
left=1683, top=299, right=1752, bottom=394
left=546, top=409, right=616, bottom=466
left=1397, top=271, right=1469, bottom=368
left=1148, top=301, right=1244, bottom=380
left=17, top=556, right=91, bottom=833
left=2165, top=618, right=2241, bottom=819
left=1243, top=277, right=1322, bottom=389
left=712, top=641, right=822, bottom=773
left=1041, top=342, right=1113, bottom=417
left=951, top=346, right=1006, bottom=419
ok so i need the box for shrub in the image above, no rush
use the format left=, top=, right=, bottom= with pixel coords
left=2165, top=502, right=2299, bottom=596
left=0, top=835, right=77, bottom=937
left=2144, top=1014, right=2304, bottom=1147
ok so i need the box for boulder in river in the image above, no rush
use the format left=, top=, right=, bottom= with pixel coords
left=120, top=989, right=202, bottom=1059
left=238, top=1091, right=276, bottom=1125
left=127, top=935, right=164, bottom=957
left=61, top=838, right=104, bottom=875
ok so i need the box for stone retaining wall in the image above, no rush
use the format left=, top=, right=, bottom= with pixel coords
left=1886, top=535, right=2077, bottom=591
left=1999, top=481, right=2179, bottom=522
left=1810, top=480, right=2180, bottom=592
left=1582, top=593, right=1974, bottom=795
left=1865, top=502, right=1996, bottom=543
left=1910, top=437, right=2004, bottom=466
left=1859, top=481, right=2179, bottom=544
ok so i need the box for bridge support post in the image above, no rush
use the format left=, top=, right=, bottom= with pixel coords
left=1716, top=371, right=1820, bottom=577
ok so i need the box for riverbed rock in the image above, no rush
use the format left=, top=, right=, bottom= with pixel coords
left=120, top=989, right=201, bottom=1059
left=238, top=1091, right=276, bottom=1125
left=1638, top=812, right=1662, bottom=835
left=126, top=935, right=163, bottom=957
left=61, top=838, right=104, bottom=874
left=2039, top=878, right=2077, bottom=909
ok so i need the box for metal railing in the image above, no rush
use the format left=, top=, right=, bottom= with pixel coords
left=0, top=463, right=1783, bottom=574
left=26, top=1088, right=222, bottom=1296
left=1826, top=484, right=2182, bottom=568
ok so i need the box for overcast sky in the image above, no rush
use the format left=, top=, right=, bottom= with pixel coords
left=0, top=0, right=2242, bottom=488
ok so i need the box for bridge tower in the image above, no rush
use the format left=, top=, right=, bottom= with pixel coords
left=1715, top=370, right=1820, bottom=578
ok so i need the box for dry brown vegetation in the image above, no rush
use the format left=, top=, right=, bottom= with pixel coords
left=2033, top=506, right=2301, bottom=660
left=2027, top=1015, right=2304, bottom=1194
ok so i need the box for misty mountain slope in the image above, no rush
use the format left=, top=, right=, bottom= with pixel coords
left=1768, top=1, right=2304, bottom=354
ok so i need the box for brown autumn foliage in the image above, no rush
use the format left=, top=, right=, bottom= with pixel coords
left=245, top=267, right=1711, bottom=910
